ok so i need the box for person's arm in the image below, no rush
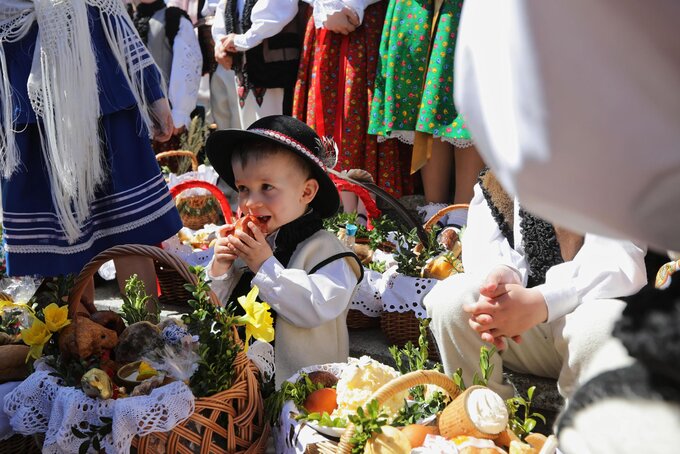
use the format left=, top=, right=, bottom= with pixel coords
left=212, top=0, right=228, bottom=41
left=231, top=0, right=300, bottom=51
left=343, top=0, right=380, bottom=25
left=462, top=183, right=528, bottom=284
left=534, top=236, right=647, bottom=322
left=206, top=258, right=245, bottom=306
left=252, top=256, right=359, bottom=328
left=168, top=17, right=202, bottom=129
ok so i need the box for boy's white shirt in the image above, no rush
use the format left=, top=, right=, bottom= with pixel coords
left=212, top=0, right=380, bottom=52
left=169, top=16, right=203, bottom=128
left=208, top=230, right=358, bottom=328
left=462, top=183, right=647, bottom=323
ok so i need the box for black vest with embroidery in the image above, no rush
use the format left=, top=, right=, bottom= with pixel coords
left=478, top=168, right=564, bottom=288
left=223, top=0, right=303, bottom=89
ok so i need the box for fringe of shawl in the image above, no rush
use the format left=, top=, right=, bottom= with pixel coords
left=0, top=0, right=163, bottom=243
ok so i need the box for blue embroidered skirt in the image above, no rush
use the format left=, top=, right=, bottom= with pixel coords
left=1, top=107, right=182, bottom=277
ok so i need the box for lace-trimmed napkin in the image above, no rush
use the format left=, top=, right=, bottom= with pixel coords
left=4, top=361, right=195, bottom=454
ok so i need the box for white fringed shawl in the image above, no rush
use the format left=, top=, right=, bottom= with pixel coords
left=0, top=0, right=162, bottom=243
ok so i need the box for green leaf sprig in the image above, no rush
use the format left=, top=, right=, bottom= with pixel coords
left=264, top=373, right=324, bottom=426
left=507, top=386, right=547, bottom=439
left=452, top=345, right=497, bottom=390
left=120, top=274, right=159, bottom=325
left=347, top=399, right=388, bottom=454
left=392, top=226, right=443, bottom=277
left=182, top=266, right=240, bottom=397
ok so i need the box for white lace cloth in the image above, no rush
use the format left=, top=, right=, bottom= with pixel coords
left=349, top=269, right=386, bottom=317
left=274, top=363, right=347, bottom=454
left=167, top=164, right=220, bottom=198
left=382, top=269, right=437, bottom=319
left=4, top=362, right=195, bottom=454
left=160, top=225, right=220, bottom=267
left=246, top=340, right=275, bottom=383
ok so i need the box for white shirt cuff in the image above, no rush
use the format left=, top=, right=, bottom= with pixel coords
left=207, top=258, right=235, bottom=281
left=233, top=34, right=251, bottom=51
left=534, top=283, right=579, bottom=323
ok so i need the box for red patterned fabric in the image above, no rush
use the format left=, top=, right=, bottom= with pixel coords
left=293, top=4, right=413, bottom=197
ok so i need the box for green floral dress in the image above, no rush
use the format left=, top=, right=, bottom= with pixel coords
left=368, top=0, right=472, bottom=147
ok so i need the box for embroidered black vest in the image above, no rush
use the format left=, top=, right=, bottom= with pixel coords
left=478, top=168, right=564, bottom=288
left=132, top=1, right=190, bottom=47
left=222, top=0, right=303, bottom=90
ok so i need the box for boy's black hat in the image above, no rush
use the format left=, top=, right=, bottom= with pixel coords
left=206, top=115, right=340, bottom=218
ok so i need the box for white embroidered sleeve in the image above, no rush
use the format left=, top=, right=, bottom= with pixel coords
left=212, top=0, right=228, bottom=41
left=169, top=17, right=202, bottom=128
left=252, top=256, right=359, bottom=328
left=232, top=0, right=300, bottom=51
left=535, top=236, right=647, bottom=323
left=462, top=183, right=527, bottom=284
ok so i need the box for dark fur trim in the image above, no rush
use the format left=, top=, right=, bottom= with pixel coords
left=519, top=207, right=563, bottom=288
left=478, top=168, right=514, bottom=248
left=165, top=7, right=190, bottom=47
left=133, top=0, right=166, bottom=45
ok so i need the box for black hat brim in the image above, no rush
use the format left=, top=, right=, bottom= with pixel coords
left=206, top=128, right=340, bottom=219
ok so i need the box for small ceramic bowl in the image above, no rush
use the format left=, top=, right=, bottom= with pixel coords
left=116, top=360, right=144, bottom=389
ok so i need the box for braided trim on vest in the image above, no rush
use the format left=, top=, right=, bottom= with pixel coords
left=519, top=207, right=564, bottom=288
left=478, top=168, right=514, bottom=248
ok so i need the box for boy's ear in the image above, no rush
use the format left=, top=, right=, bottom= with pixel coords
left=301, top=178, right=319, bottom=204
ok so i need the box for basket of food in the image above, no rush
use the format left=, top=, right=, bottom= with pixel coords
left=3, top=245, right=269, bottom=454
left=155, top=179, right=233, bottom=306
left=379, top=204, right=468, bottom=360
left=278, top=352, right=555, bottom=454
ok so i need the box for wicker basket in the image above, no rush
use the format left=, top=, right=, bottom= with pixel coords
left=0, top=434, right=42, bottom=454
left=380, top=204, right=469, bottom=362
left=68, top=244, right=269, bottom=454
left=156, top=149, right=199, bottom=177
left=156, top=180, right=233, bottom=306
left=330, top=175, right=384, bottom=330
left=316, top=370, right=461, bottom=454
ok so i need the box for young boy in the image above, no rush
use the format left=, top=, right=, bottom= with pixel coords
left=425, top=169, right=647, bottom=400
left=205, top=115, right=363, bottom=386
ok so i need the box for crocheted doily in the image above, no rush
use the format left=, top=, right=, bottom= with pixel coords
left=4, top=361, right=194, bottom=454
left=382, top=272, right=437, bottom=319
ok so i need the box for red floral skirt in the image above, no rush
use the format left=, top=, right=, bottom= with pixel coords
left=293, top=4, right=414, bottom=197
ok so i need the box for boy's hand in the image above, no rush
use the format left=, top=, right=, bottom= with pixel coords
left=211, top=233, right=238, bottom=276
left=223, top=33, right=238, bottom=53
left=465, top=284, right=548, bottom=349
left=227, top=222, right=272, bottom=273
left=214, top=38, right=233, bottom=70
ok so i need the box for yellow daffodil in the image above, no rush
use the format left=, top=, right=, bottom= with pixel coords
left=43, top=303, right=71, bottom=332
left=21, top=318, right=52, bottom=361
left=237, top=286, right=274, bottom=351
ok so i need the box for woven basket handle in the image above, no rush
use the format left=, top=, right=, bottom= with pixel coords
left=155, top=150, right=199, bottom=172
left=336, top=370, right=461, bottom=454
left=414, top=203, right=469, bottom=254
left=169, top=179, right=233, bottom=224
left=67, top=244, right=222, bottom=318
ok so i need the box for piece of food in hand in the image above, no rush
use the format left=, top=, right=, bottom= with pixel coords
left=81, top=368, right=113, bottom=399
left=137, top=361, right=159, bottom=380
left=219, top=214, right=269, bottom=239
left=303, top=387, right=337, bottom=415
left=439, top=386, right=509, bottom=439
left=364, top=425, right=411, bottom=454
left=400, top=424, right=439, bottom=449
left=307, top=370, right=339, bottom=388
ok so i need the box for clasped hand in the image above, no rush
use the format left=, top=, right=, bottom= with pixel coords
left=212, top=221, right=272, bottom=275
left=464, top=266, right=548, bottom=350
left=323, top=7, right=360, bottom=35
